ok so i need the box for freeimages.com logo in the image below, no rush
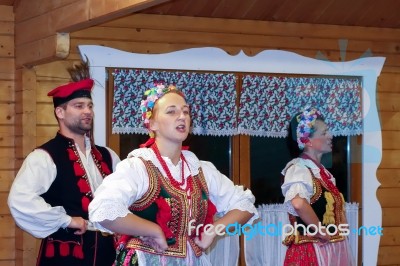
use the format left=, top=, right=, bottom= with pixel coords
left=188, top=220, right=383, bottom=240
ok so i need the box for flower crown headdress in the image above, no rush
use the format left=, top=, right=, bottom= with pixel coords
left=139, top=83, right=184, bottom=147
left=295, top=107, right=323, bottom=150
left=140, top=83, right=182, bottom=127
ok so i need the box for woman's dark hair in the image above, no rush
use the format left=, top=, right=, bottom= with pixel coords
left=286, top=110, right=325, bottom=158
left=287, top=113, right=302, bottom=158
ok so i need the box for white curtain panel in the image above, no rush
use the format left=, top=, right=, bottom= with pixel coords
left=207, top=203, right=359, bottom=266
left=207, top=233, right=240, bottom=266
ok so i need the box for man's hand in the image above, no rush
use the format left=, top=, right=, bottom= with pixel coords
left=68, top=217, right=88, bottom=235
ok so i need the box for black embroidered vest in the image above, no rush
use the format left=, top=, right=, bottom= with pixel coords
left=126, top=158, right=211, bottom=258
left=283, top=167, right=346, bottom=245
left=40, top=133, right=112, bottom=219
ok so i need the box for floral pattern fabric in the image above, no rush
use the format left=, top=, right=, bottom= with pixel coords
left=238, top=75, right=362, bottom=137
left=112, top=69, right=238, bottom=136
left=112, top=70, right=362, bottom=137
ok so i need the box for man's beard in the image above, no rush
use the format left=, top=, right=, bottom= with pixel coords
left=69, top=120, right=92, bottom=135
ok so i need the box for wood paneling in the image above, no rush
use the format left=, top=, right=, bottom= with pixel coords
left=14, top=0, right=169, bottom=66
left=101, top=14, right=400, bottom=41
left=0, top=170, right=13, bottom=192
left=378, top=246, right=400, bottom=265
left=140, top=0, right=400, bottom=29
left=381, top=150, right=400, bottom=169
left=377, top=188, right=400, bottom=207
left=378, top=92, right=400, bottom=112
left=0, top=21, right=13, bottom=34
left=380, top=227, right=400, bottom=246
left=15, top=0, right=77, bottom=21
left=16, top=33, right=70, bottom=67
left=378, top=169, right=400, bottom=187
left=73, top=24, right=400, bottom=55
left=0, top=192, right=10, bottom=214
left=0, top=215, right=14, bottom=237
left=0, top=81, right=14, bottom=102
left=0, top=0, right=14, bottom=6
left=36, top=103, right=55, bottom=125
left=0, top=237, right=15, bottom=260
left=381, top=131, right=400, bottom=150
left=0, top=58, right=14, bottom=76
left=36, top=125, right=58, bottom=137
left=0, top=21, right=14, bottom=266
left=0, top=5, right=13, bottom=22
left=378, top=73, right=400, bottom=93
left=380, top=111, right=400, bottom=131
left=71, top=14, right=400, bottom=72
left=382, top=208, right=400, bottom=227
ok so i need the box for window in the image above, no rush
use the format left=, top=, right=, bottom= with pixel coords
left=108, top=69, right=362, bottom=207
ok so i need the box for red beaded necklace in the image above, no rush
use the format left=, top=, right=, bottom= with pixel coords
left=151, top=143, right=193, bottom=194
left=300, top=153, right=340, bottom=196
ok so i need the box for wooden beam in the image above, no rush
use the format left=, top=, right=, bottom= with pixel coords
left=0, top=1, right=14, bottom=9
left=16, top=33, right=69, bottom=67
left=15, top=0, right=170, bottom=66
left=73, top=0, right=172, bottom=32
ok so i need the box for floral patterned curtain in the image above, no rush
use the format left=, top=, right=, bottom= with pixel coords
left=238, top=75, right=362, bottom=137
left=112, top=69, right=238, bottom=136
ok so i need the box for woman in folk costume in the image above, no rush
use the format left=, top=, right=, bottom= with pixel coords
left=281, top=107, right=355, bottom=266
left=89, top=83, right=258, bottom=265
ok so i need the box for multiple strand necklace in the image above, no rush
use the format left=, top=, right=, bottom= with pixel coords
left=151, top=143, right=193, bottom=197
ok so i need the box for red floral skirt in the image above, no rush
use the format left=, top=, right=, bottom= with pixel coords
left=284, top=243, right=319, bottom=266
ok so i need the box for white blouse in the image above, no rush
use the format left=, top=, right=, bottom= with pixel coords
left=281, top=158, right=336, bottom=216
left=89, top=148, right=258, bottom=233
left=7, top=136, right=120, bottom=238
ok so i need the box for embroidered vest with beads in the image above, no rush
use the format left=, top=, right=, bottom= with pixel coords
left=282, top=166, right=347, bottom=246
left=40, top=132, right=112, bottom=219
left=36, top=133, right=115, bottom=265
left=126, top=158, right=211, bottom=258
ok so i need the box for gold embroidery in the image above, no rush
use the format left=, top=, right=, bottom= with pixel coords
left=323, top=191, right=336, bottom=225
left=127, top=159, right=210, bottom=258
left=284, top=167, right=347, bottom=246
left=129, top=159, right=161, bottom=211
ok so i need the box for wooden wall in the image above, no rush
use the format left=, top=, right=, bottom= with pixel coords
left=6, top=12, right=400, bottom=265
left=0, top=5, right=15, bottom=266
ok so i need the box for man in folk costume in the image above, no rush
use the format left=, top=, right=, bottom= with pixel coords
left=8, top=61, right=120, bottom=266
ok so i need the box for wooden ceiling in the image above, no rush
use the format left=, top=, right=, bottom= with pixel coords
left=137, top=0, right=400, bottom=29
left=1, top=0, right=399, bottom=29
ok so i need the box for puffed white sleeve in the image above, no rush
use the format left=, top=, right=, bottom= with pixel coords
left=7, top=149, right=71, bottom=238
left=201, top=161, right=259, bottom=224
left=281, top=162, right=314, bottom=216
left=89, top=156, right=149, bottom=233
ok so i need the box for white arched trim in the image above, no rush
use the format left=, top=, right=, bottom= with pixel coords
left=78, top=45, right=385, bottom=266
